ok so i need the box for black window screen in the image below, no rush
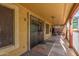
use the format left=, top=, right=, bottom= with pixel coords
left=0, top=5, right=14, bottom=48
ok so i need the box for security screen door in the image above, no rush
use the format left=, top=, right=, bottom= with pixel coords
left=30, top=15, right=44, bottom=49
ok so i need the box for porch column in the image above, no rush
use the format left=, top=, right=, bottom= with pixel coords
left=69, top=17, right=73, bottom=48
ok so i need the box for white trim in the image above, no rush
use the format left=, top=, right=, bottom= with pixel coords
left=0, top=4, right=19, bottom=55
left=29, top=14, right=31, bottom=51
left=60, top=38, right=67, bottom=54
left=48, top=36, right=67, bottom=56
left=48, top=45, right=53, bottom=56
left=27, top=12, right=30, bottom=51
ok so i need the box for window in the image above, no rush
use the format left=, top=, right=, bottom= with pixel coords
left=46, top=24, right=49, bottom=34
left=73, top=17, right=78, bottom=29
left=0, top=5, right=14, bottom=48
left=72, top=10, right=79, bottom=53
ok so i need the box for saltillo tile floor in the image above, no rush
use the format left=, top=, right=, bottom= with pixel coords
left=22, top=35, right=76, bottom=56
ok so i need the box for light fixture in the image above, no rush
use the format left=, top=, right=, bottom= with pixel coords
left=51, top=16, right=56, bottom=19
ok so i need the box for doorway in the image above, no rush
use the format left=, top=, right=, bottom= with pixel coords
left=30, top=15, right=44, bottom=49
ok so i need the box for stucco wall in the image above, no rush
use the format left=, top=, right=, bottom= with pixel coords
left=1, top=4, right=28, bottom=56
left=0, top=4, right=52, bottom=56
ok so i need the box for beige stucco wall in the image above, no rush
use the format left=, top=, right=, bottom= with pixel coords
left=0, top=4, right=52, bottom=56
left=44, top=22, right=52, bottom=40
left=1, top=4, right=28, bottom=56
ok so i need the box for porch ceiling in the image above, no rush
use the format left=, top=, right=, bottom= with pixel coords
left=21, top=3, right=74, bottom=25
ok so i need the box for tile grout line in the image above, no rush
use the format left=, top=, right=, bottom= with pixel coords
left=48, top=35, right=67, bottom=56
left=60, top=37, right=67, bottom=55
left=48, top=45, right=54, bottom=56
left=48, top=36, right=58, bottom=56
left=48, top=35, right=61, bottom=56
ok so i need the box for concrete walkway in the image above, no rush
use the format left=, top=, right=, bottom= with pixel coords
left=48, top=35, right=67, bottom=56
left=22, top=35, right=76, bottom=56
